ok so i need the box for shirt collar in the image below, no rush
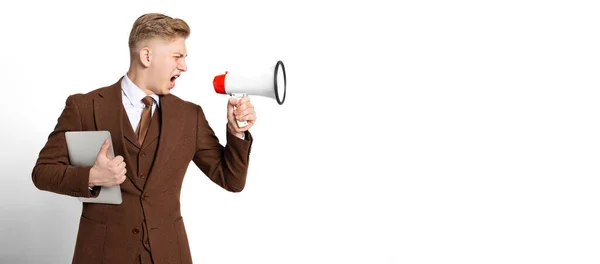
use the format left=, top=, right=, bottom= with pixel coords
left=121, top=74, right=160, bottom=107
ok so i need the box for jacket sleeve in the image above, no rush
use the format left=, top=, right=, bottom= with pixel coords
left=31, top=95, right=100, bottom=197
left=192, top=104, right=253, bottom=192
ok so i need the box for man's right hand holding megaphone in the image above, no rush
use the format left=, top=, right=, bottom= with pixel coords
left=214, top=60, right=287, bottom=132
left=226, top=95, right=256, bottom=139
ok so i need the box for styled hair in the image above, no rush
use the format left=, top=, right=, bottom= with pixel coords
left=128, top=13, right=190, bottom=50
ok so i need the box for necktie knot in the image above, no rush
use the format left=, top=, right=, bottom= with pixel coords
left=142, top=96, right=153, bottom=108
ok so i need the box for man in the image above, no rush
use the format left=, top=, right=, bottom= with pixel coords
left=31, top=13, right=255, bottom=264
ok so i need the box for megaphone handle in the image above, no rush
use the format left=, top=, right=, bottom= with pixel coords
left=231, top=93, right=248, bottom=128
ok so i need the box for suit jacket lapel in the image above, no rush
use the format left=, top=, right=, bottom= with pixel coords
left=93, top=78, right=143, bottom=191
left=145, top=94, right=185, bottom=192
left=122, top=111, right=141, bottom=149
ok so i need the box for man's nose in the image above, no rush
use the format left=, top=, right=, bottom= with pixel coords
left=178, top=59, right=187, bottom=72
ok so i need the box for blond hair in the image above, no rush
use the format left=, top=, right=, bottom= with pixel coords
left=128, top=13, right=190, bottom=50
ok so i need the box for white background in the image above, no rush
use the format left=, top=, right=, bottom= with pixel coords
left=1, top=0, right=599, bottom=263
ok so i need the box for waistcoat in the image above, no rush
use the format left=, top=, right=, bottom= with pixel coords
left=122, top=105, right=162, bottom=261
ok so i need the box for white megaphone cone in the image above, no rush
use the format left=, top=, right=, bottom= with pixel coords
left=213, top=60, right=286, bottom=127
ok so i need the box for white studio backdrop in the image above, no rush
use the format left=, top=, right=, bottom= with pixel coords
left=1, top=0, right=600, bottom=263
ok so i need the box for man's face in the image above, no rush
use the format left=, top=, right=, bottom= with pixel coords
left=145, top=37, right=188, bottom=95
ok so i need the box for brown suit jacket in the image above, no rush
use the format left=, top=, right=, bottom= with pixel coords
left=32, top=78, right=253, bottom=263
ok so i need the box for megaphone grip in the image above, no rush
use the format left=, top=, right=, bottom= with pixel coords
left=231, top=93, right=248, bottom=128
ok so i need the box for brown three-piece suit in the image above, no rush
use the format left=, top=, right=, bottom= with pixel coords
left=32, top=77, right=252, bottom=263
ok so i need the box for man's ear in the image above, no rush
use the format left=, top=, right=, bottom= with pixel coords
left=139, top=47, right=152, bottom=67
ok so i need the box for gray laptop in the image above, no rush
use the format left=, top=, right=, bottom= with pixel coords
left=64, top=131, right=123, bottom=204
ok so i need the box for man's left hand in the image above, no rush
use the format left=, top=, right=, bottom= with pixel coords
left=227, top=96, right=256, bottom=138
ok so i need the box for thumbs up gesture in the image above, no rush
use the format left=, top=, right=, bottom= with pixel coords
left=89, top=139, right=127, bottom=187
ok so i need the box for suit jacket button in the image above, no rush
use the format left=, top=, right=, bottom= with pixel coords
left=132, top=228, right=140, bottom=234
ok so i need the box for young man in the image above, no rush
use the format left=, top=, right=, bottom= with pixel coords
left=31, top=13, right=255, bottom=264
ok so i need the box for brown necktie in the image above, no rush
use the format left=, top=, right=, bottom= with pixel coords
left=136, top=96, right=154, bottom=145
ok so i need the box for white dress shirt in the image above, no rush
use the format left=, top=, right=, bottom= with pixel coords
left=121, top=74, right=159, bottom=131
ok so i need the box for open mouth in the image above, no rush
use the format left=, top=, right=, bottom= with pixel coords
left=170, top=74, right=180, bottom=88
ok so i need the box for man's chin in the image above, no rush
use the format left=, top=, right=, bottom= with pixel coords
left=158, top=86, right=172, bottom=95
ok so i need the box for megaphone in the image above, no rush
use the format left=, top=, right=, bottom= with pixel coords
left=213, top=60, right=286, bottom=127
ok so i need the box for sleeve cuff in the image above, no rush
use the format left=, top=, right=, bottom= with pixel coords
left=227, top=130, right=252, bottom=143
left=71, top=166, right=97, bottom=197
